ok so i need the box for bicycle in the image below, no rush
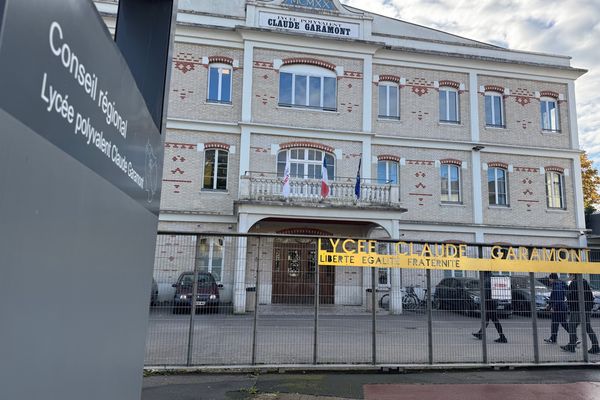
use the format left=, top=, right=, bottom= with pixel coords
left=378, top=286, right=439, bottom=312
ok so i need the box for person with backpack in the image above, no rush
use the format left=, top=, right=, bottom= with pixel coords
left=561, top=273, right=600, bottom=354
left=544, top=273, right=569, bottom=344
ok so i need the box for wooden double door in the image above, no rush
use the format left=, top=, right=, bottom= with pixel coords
left=272, top=240, right=334, bottom=304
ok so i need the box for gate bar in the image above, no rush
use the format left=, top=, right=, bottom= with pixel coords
left=528, top=271, right=540, bottom=363
left=186, top=261, right=199, bottom=366
left=313, top=244, right=320, bottom=365
left=371, top=267, right=377, bottom=365
left=426, top=269, right=433, bottom=365
left=577, top=274, right=589, bottom=362
left=478, top=246, right=488, bottom=364
left=251, top=237, right=261, bottom=365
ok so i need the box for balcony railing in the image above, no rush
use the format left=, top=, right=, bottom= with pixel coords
left=239, top=175, right=400, bottom=206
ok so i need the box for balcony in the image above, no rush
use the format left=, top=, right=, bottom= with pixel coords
left=238, top=174, right=401, bottom=208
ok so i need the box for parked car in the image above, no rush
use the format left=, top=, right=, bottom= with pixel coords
left=434, top=277, right=512, bottom=317
left=150, top=278, right=158, bottom=306
left=509, top=275, right=550, bottom=315
left=172, top=272, right=219, bottom=314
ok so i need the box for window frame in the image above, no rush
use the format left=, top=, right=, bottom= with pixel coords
left=277, top=148, right=335, bottom=180
left=439, top=87, right=460, bottom=124
left=207, top=63, right=233, bottom=104
left=203, top=148, right=229, bottom=191
left=540, top=97, right=560, bottom=132
left=440, top=163, right=461, bottom=203
left=278, top=64, right=337, bottom=111
left=196, top=237, right=224, bottom=283
left=378, top=82, right=400, bottom=120
left=488, top=167, right=509, bottom=206
left=377, top=160, right=399, bottom=184
left=545, top=171, right=565, bottom=209
left=485, top=92, right=505, bottom=128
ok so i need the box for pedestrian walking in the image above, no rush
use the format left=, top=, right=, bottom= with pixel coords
left=472, top=271, right=507, bottom=343
left=544, top=273, right=570, bottom=344
left=561, top=273, right=600, bottom=354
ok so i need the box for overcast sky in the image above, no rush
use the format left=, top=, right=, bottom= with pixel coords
left=341, top=0, right=600, bottom=168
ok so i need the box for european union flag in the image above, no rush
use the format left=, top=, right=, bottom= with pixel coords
left=354, top=158, right=361, bottom=200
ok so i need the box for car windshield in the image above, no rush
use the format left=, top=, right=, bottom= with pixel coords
left=180, top=274, right=213, bottom=287
left=512, top=277, right=547, bottom=290
left=465, top=280, right=479, bottom=290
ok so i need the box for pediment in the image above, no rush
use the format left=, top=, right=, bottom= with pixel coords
left=264, top=0, right=350, bottom=14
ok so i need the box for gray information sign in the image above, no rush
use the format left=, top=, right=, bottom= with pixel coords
left=0, top=0, right=162, bottom=215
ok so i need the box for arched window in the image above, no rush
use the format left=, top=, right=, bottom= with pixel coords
left=488, top=167, right=508, bottom=206
left=485, top=91, right=504, bottom=128
left=207, top=63, right=232, bottom=104
left=378, top=82, right=399, bottom=119
left=277, top=148, right=335, bottom=179
left=546, top=171, right=564, bottom=209
left=439, top=87, right=459, bottom=123
left=377, top=160, right=398, bottom=184
left=541, top=97, right=559, bottom=132
left=203, top=148, right=228, bottom=190
left=278, top=64, right=337, bottom=111
left=440, top=162, right=461, bottom=202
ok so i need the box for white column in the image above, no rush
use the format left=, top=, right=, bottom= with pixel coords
left=567, top=81, right=579, bottom=150
left=239, top=126, right=251, bottom=177
left=241, top=41, right=254, bottom=123
left=573, top=155, right=587, bottom=232
left=389, top=220, right=403, bottom=314
left=472, top=150, right=483, bottom=224
left=362, top=135, right=372, bottom=180
left=469, top=72, right=480, bottom=142
left=362, top=55, right=373, bottom=133
left=233, top=214, right=250, bottom=314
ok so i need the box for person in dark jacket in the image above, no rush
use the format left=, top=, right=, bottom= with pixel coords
left=472, top=271, right=507, bottom=343
left=561, top=273, right=600, bottom=353
left=544, top=273, right=569, bottom=344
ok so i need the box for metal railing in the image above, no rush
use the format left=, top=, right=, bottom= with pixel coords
left=145, top=232, right=600, bottom=368
left=239, top=175, right=399, bottom=205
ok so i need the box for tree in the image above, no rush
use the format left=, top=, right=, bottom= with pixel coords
left=580, top=151, right=600, bottom=214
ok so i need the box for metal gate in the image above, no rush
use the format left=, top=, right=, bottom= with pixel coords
left=145, top=233, right=600, bottom=367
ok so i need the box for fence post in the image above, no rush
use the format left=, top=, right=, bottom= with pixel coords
left=528, top=271, right=540, bottom=363
left=426, top=269, right=433, bottom=365
left=478, top=245, right=488, bottom=364
left=313, top=241, right=320, bottom=365
left=251, top=237, right=261, bottom=365
left=186, top=245, right=200, bottom=366
left=372, top=266, right=377, bottom=365
left=577, top=274, right=589, bottom=363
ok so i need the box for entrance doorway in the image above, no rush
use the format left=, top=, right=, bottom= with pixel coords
left=272, top=239, right=334, bottom=304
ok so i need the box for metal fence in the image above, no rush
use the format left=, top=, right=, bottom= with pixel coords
left=145, top=233, right=600, bottom=367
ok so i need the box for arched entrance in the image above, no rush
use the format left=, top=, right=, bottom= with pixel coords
left=271, top=229, right=334, bottom=304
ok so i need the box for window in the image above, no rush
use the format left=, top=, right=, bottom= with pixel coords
left=277, top=148, right=335, bottom=179
left=282, top=0, right=335, bottom=11
left=203, top=149, right=228, bottom=190
left=439, top=87, right=459, bottom=123
left=541, top=98, right=559, bottom=131
left=488, top=167, right=508, bottom=206
left=196, top=237, right=224, bottom=283
left=377, top=160, right=398, bottom=184
left=546, top=171, right=564, bottom=209
left=207, top=64, right=232, bottom=104
left=378, top=83, right=399, bottom=119
left=443, top=270, right=464, bottom=278
left=279, top=65, right=337, bottom=111
left=485, top=92, right=504, bottom=127
left=440, top=163, right=461, bottom=202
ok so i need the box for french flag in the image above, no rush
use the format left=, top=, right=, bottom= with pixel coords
left=321, top=157, right=330, bottom=198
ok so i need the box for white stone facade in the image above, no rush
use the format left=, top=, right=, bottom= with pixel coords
left=97, top=0, right=588, bottom=311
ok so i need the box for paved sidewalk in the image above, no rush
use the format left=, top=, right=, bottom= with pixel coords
left=142, top=367, right=600, bottom=400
